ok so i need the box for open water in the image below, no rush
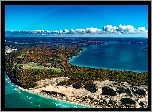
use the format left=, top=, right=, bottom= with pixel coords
left=70, top=41, right=148, bottom=72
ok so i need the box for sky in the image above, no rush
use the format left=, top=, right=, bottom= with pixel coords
left=5, top=5, right=148, bottom=31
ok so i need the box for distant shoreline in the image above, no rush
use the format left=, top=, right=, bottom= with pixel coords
left=5, top=35, right=148, bottom=38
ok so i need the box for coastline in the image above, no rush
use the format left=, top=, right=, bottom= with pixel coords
left=6, top=71, right=148, bottom=108
left=18, top=87, right=95, bottom=108
left=69, top=45, right=147, bottom=73
left=5, top=61, right=148, bottom=108
left=5, top=73, right=95, bottom=108
left=5, top=41, right=148, bottom=108
left=16, top=77, right=148, bottom=108
left=69, top=47, right=87, bottom=64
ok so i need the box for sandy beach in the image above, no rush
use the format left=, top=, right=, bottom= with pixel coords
left=18, top=77, right=148, bottom=108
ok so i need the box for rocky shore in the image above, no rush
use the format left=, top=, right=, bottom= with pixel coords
left=19, top=77, right=148, bottom=108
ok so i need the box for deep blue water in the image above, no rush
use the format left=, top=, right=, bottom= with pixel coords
left=70, top=41, right=148, bottom=72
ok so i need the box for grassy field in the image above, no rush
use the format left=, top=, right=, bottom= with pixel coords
left=16, top=55, right=24, bottom=59
left=17, top=62, right=61, bottom=72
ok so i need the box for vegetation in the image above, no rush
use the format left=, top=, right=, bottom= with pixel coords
left=120, top=98, right=136, bottom=105
left=116, top=87, right=132, bottom=96
left=132, top=88, right=146, bottom=96
left=84, top=83, right=98, bottom=93
left=72, top=82, right=82, bottom=89
left=116, top=87, right=126, bottom=94
left=41, top=90, right=65, bottom=97
left=102, top=86, right=116, bottom=96
left=56, top=80, right=72, bottom=86
left=139, top=102, right=145, bottom=108
left=5, top=44, right=148, bottom=90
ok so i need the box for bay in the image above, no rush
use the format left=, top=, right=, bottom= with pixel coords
left=70, top=41, right=148, bottom=72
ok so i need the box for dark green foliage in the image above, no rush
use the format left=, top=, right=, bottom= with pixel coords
left=41, top=90, right=65, bottom=97
left=57, top=81, right=67, bottom=86
left=102, top=86, right=116, bottom=96
left=84, top=83, right=98, bottom=93
left=139, top=102, right=144, bottom=106
left=116, top=87, right=126, bottom=94
left=108, top=99, right=117, bottom=105
left=125, top=88, right=132, bottom=96
left=72, top=82, right=82, bottom=89
left=57, top=79, right=72, bottom=86
left=116, top=87, right=132, bottom=96
left=120, top=98, right=136, bottom=105
left=132, top=88, right=146, bottom=96
left=5, top=44, right=148, bottom=91
left=139, top=102, right=145, bottom=108
left=87, top=96, right=94, bottom=101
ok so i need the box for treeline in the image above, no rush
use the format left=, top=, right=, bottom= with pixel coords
left=5, top=45, right=148, bottom=89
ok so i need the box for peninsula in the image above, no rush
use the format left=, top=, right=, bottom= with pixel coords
left=5, top=39, right=148, bottom=108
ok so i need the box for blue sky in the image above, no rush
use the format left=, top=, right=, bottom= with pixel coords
left=5, top=5, right=148, bottom=31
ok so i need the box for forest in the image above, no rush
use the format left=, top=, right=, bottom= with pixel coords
left=5, top=44, right=148, bottom=90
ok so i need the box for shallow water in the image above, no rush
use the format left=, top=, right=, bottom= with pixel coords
left=5, top=74, right=92, bottom=108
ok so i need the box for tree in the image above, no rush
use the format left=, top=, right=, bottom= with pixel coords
left=120, top=98, right=136, bottom=105
left=102, top=86, right=116, bottom=96
left=84, top=83, right=98, bottom=93
left=72, top=82, right=82, bottom=89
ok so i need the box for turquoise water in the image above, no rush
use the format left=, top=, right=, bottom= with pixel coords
left=70, top=42, right=148, bottom=72
left=5, top=74, right=92, bottom=108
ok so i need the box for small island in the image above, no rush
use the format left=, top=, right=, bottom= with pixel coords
left=5, top=40, right=148, bottom=108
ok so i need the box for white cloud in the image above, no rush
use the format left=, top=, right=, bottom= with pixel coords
left=59, top=30, right=63, bottom=33
left=118, top=24, right=135, bottom=33
left=63, top=29, right=69, bottom=33
left=70, top=29, right=75, bottom=33
left=101, top=24, right=147, bottom=34
left=76, top=29, right=85, bottom=33
left=103, top=25, right=118, bottom=33
left=7, top=25, right=148, bottom=36
left=136, top=27, right=147, bottom=34
left=138, top=27, right=146, bottom=31
left=86, top=27, right=98, bottom=33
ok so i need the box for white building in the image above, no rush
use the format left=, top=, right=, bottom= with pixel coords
left=6, top=48, right=17, bottom=53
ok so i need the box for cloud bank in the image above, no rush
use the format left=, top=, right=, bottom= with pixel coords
left=102, top=24, right=147, bottom=34
left=5, top=24, right=148, bottom=37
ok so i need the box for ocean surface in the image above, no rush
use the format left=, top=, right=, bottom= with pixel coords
left=5, top=37, right=148, bottom=108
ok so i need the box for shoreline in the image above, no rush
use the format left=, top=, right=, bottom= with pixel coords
left=69, top=46, right=147, bottom=73
left=17, top=77, right=148, bottom=108
left=5, top=43, right=148, bottom=108
left=5, top=73, right=95, bottom=108
left=5, top=69, right=148, bottom=108
left=18, top=87, right=95, bottom=108
left=69, top=47, right=87, bottom=63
